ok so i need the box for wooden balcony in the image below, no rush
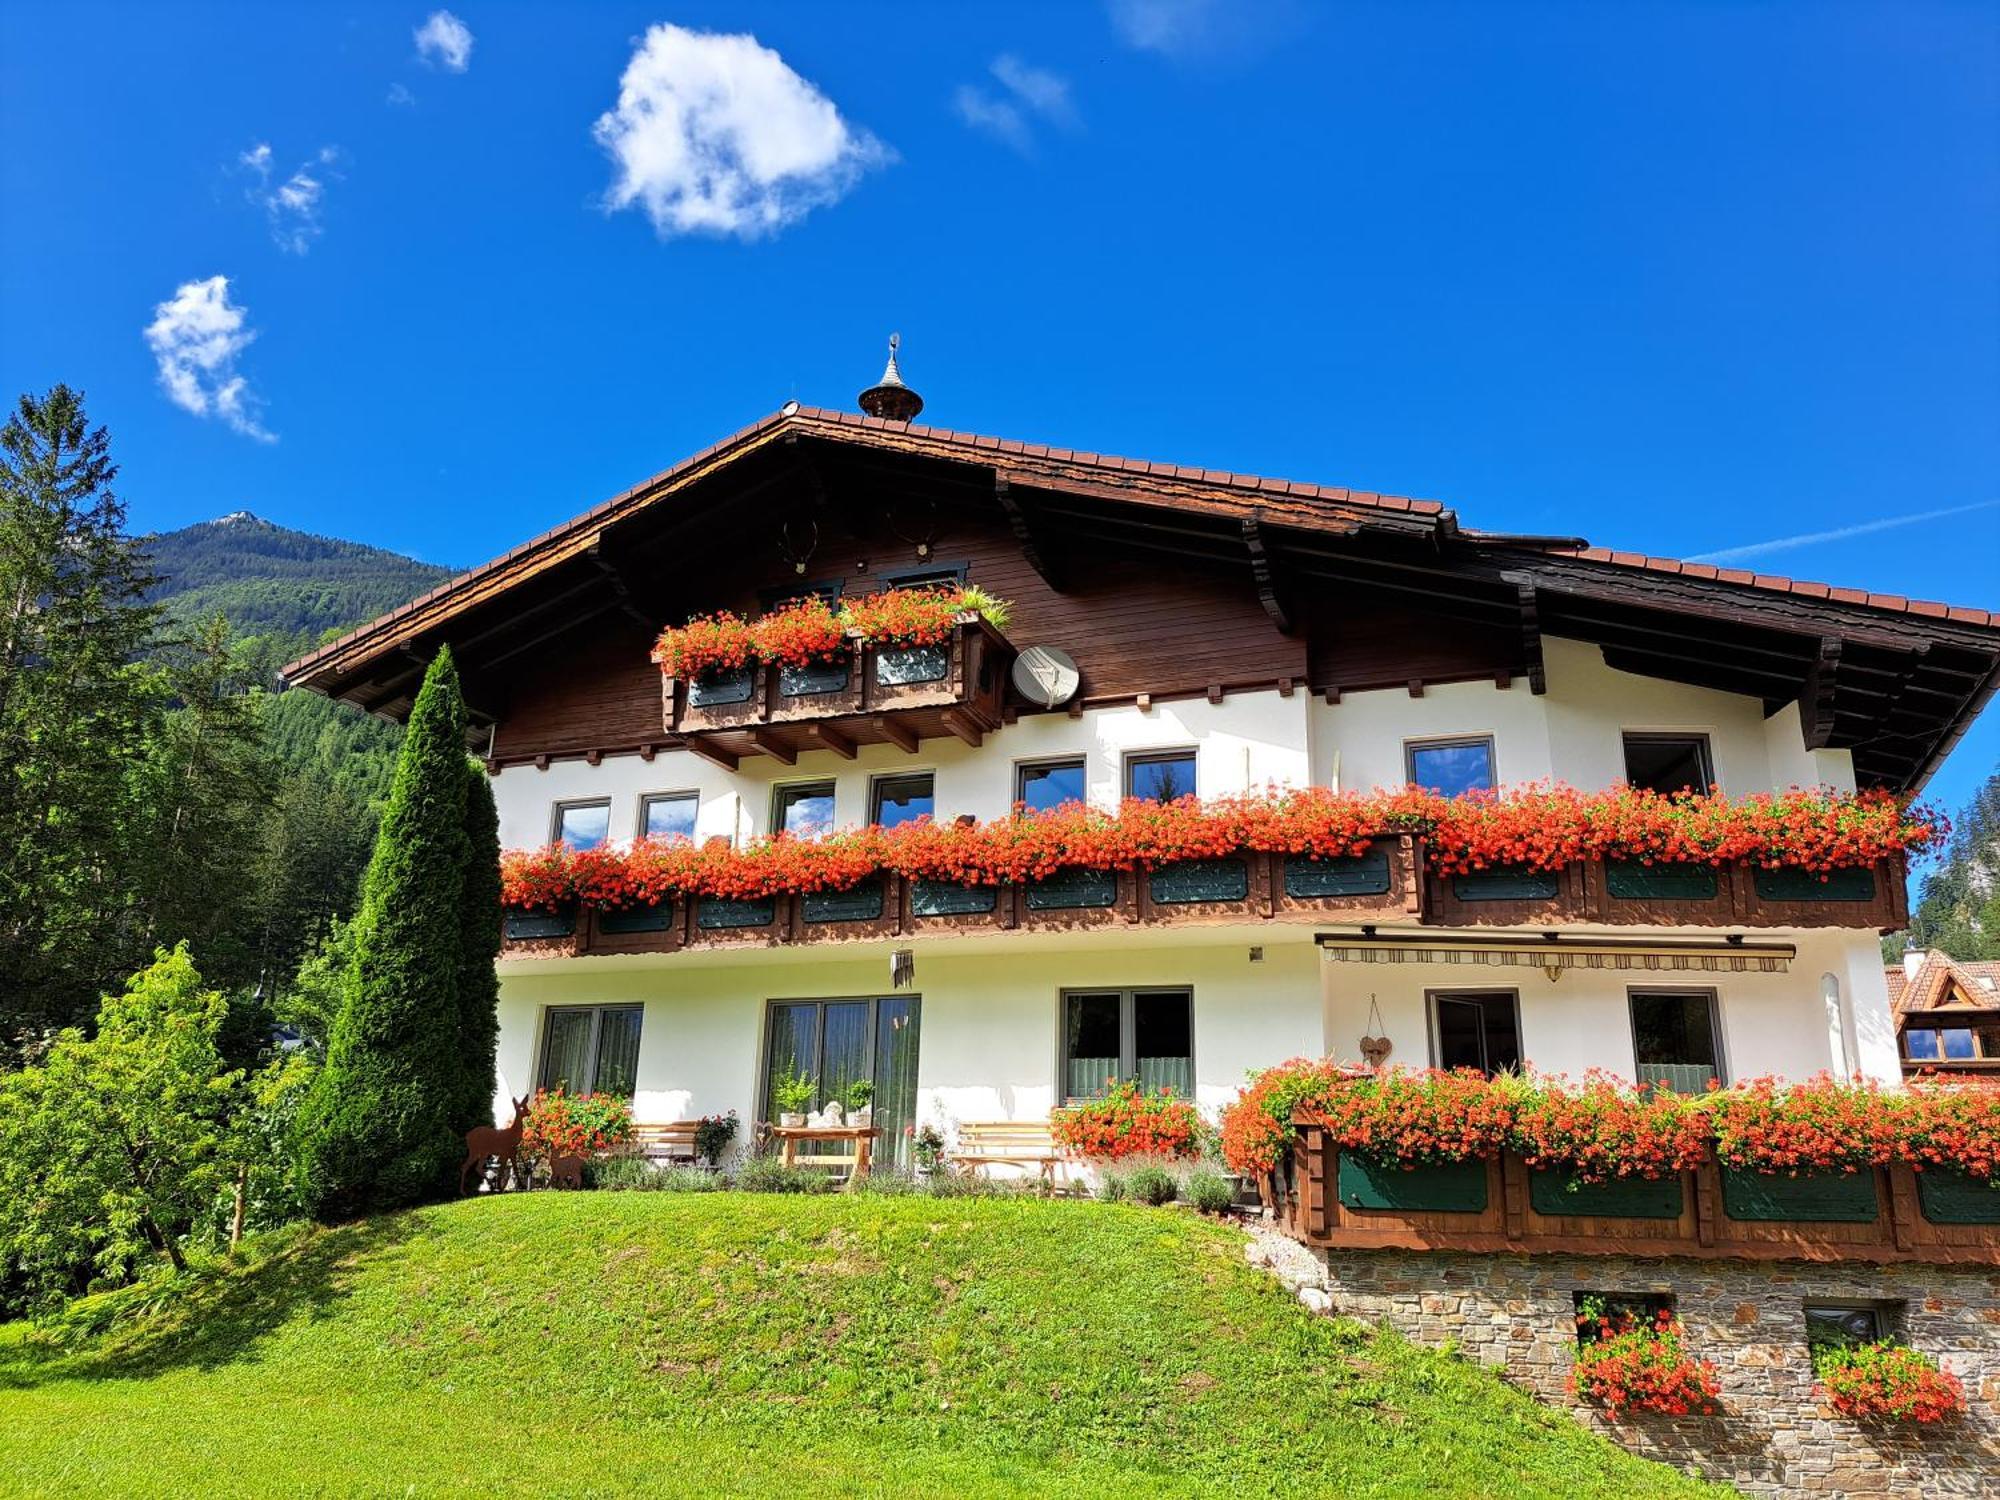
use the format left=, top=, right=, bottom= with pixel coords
left=659, top=616, right=1011, bottom=768
left=500, top=838, right=1426, bottom=958
left=1264, top=1121, right=2000, bottom=1267
left=1424, top=854, right=1908, bottom=933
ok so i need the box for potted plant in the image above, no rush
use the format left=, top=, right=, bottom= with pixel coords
left=1568, top=1298, right=1722, bottom=1420
left=844, top=1077, right=875, bottom=1128
left=755, top=595, right=852, bottom=697
left=693, top=1109, right=739, bottom=1168
left=911, top=1121, right=946, bottom=1175
left=773, top=1068, right=817, bottom=1128
left=1813, top=1339, right=1966, bottom=1424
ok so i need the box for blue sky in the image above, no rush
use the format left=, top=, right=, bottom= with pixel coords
left=3, top=1, right=1996, bottom=816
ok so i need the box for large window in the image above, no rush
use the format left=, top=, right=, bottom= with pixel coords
left=773, top=780, right=837, bottom=838
left=762, top=996, right=922, bottom=1167
left=870, top=772, right=934, bottom=828
left=1017, top=757, right=1086, bottom=812
left=1623, top=733, right=1715, bottom=795
left=1060, top=988, right=1193, bottom=1102
left=1630, top=989, right=1725, bottom=1093
left=551, top=799, right=611, bottom=850
left=639, top=791, right=698, bottom=841
left=538, top=1004, right=643, bottom=1098
left=1903, top=1025, right=1992, bottom=1062
left=1429, top=991, right=1520, bottom=1075
left=1125, top=750, right=1197, bottom=803
left=1406, top=737, right=1495, bottom=796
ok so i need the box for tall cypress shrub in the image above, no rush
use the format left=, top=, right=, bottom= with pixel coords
left=300, top=649, right=469, bottom=1218
left=453, top=761, right=502, bottom=1136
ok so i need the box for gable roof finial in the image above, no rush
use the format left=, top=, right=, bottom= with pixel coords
left=858, top=332, right=924, bottom=422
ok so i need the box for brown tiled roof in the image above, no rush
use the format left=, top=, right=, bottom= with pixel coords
left=1887, top=953, right=2000, bottom=1019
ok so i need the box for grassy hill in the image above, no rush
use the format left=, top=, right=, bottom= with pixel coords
left=0, top=1195, right=1719, bottom=1499
left=142, top=510, right=454, bottom=642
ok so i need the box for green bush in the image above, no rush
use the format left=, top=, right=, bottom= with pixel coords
left=1124, top=1164, right=1178, bottom=1207
left=1181, top=1165, right=1236, bottom=1214
left=734, top=1154, right=835, bottom=1195
left=1093, top=1171, right=1129, bottom=1203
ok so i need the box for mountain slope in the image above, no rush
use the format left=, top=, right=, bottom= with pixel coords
left=0, top=1194, right=1718, bottom=1499
left=142, top=511, right=454, bottom=642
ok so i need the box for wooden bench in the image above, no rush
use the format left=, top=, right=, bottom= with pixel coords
left=625, top=1121, right=701, bottom=1165
left=952, top=1121, right=1066, bottom=1186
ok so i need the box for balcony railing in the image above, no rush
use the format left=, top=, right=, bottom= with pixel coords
left=1264, top=1120, right=2000, bottom=1267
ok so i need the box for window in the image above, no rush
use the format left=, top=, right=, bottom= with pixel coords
left=1630, top=989, right=1725, bottom=1092
left=1623, top=733, right=1715, bottom=795
left=1804, top=1302, right=1890, bottom=1354
left=762, top=996, right=922, bottom=1168
left=1126, top=750, right=1198, bottom=803
left=870, top=772, right=934, bottom=828
left=1060, top=988, right=1193, bottom=1102
left=1429, top=991, right=1520, bottom=1075
left=551, top=799, right=611, bottom=851
left=1573, top=1290, right=1675, bottom=1344
left=1406, top=737, right=1495, bottom=796
left=1903, top=1026, right=1985, bottom=1061
left=639, top=792, right=698, bottom=842
left=875, top=561, right=968, bottom=592
left=758, top=576, right=845, bottom=610
left=773, top=780, right=837, bottom=838
left=538, top=1005, right=643, bottom=1097
left=1017, top=757, right=1086, bottom=812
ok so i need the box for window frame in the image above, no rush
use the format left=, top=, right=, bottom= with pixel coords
left=636, top=790, right=700, bottom=842
left=755, top=993, right=924, bottom=1119
left=549, top=797, right=613, bottom=850
left=873, top=561, right=969, bottom=592
left=1627, top=987, right=1729, bottom=1091
left=1056, top=985, right=1196, bottom=1105
left=1621, top=731, right=1717, bottom=795
left=1403, top=735, right=1497, bottom=794
left=1123, top=748, right=1200, bottom=803
left=757, top=576, right=846, bottom=611
left=536, top=1003, right=644, bottom=1099
left=1803, top=1300, right=1893, bottom=1355
left=1572, top=1289, right=1676, bottom=1345
left=868, top=770, right=936, bottom=828
left=771, top=779, right=839, bottom=838
left=1015, top=755, right=1088, bottom=812
left=1425, top=988, right=1523, bottom=1076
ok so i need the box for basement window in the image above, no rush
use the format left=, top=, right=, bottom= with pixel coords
left=1804, top=1301, right=1895, bottom=1354
left=1572, top=1290, right=1675, bottom=1344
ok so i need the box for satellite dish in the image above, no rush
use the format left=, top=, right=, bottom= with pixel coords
left=1011, top=644, right=1081, bottom=708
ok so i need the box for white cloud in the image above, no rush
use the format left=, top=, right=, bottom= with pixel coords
left=238, top=144, right=340, bottom=255
left=1107, top=0, right=1220, bottom=56
left=593, top=23, right=890, bottom=241
left=414, top=10, right=472, bottom=72
left=955, top=54, right=1078, bottom=153
left=143, top=276, right=273, bottom=442
left=387, top=81, right=417, bottom=107
left=1106, top=0, right=1295, bottom=63
left=1688, top=500, right=2000, bottom=564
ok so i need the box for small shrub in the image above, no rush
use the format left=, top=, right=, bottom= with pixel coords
left=734, top=1153, right=834, bottom=1195
left=589, top=1157, right=721, bottom=1193
left=911, top=1122, right=946, bottom=1170
left=1814, top=1340, right=1966, bottom=1423
left=1124, top=1164, right=1177, bottom=1207
left=1093, top=1170, right=1129, bottom=1203
left=1181, top=1165, right=1235, bottom=1214
left=692, top=1110, right=739, bottom=1166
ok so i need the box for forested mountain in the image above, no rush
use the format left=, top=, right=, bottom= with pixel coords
left=144, top=511, right=453, bottom=640
left=1909, top=767, right=2000, bottom=959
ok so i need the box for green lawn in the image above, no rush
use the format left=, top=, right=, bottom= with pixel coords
left=0, top=1194, right=1723, bottom=1498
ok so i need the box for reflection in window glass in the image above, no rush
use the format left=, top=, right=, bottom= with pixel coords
left=1805, top=1304, right=1884, bottom=1353
left=871, top=773, right=934, bottom=828
left=1018, top=758, right=1086, bottom=813
left=641, top=793, right=697, bottom=841
left=555, top=801, right=611, bottom=851
left=1407, top=739, right=1495, bottom=796
left=774, top=781, right=837, bottom=838
left=1126, top=751, right=1197, bottom=803
left=1942, top=1028, right=1977, bottom=1060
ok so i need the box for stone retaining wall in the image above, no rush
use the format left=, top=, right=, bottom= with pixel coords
left=1311, top=1248, right=2000, bottom=1497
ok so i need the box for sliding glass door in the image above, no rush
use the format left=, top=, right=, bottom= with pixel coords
left=763, top=996, right=922, bottom=1168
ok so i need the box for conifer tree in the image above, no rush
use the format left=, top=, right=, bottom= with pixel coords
left=299, top=648, right=470, bottom=1218
left=453, top=761, right=502, bottom=1135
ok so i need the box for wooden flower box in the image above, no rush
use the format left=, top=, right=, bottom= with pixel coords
left=686, top=893, right=791, bottom=947
left=1017, top=867, right=1137, bottom=931
left=767, top=653, right=863, bottom=723
left=1424, top=861, right=1581, bottom=926
left=1721, top=1165, right=1881, bottom=1223
left=791, top=876, right=898, bottom=942
left=867, top=615, right=1002, bottom=714
left=1529, top=1169, right=1686, bottom=1221
left=665, top=665, right=767, bottom=733
left=1591, top=859, right=1739, bottom=926
left=1336, top=1153, right=1491, bottom=1214
left=1268, top=836, right=1424, bottom=921
left=586, top=900, right=682, bottom=955
left=1732, top=858, right=1908, bottom=931
left=501, top=905, right=581, bottom=958
left=1138, top=856, right=1266, bottom=924
left=1915, top=1168, right=2000, bottom=1226
left=901, top=878, right=1013, bottom=936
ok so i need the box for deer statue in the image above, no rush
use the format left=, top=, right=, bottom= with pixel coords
left=461, top=1096, right=530, bottom=1196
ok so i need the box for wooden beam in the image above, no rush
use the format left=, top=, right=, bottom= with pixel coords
left=1517, top=583, right=1547, bottom=695
left=873, top=715, right=919, bottom=754
left=940, top=708, right=984, bottom=747
left=747, top=729, right=797, bottom=765
left=683, top=736, right=739, bottom=772
left=1407, top=679, right=1424, bottom=699
left=1794, top=636, right=1842, bottom=748
left=806, top=723, right=857, bottom=759
left=994, top=476, right=1066, bottom=591
left=586, top=543, right=655, bottom=632
left=1241, top=515, right=1295, bottom=634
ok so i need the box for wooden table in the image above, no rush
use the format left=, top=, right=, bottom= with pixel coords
left=769, top=1124, right=882, bottom=1180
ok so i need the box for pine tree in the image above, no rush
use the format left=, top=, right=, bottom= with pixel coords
left=299, top=648, right=470, bottom=1218
left=0, top=387, right=163, bottom=1057
left=1909, top=765, right=2000, bottom=959
left=453, top=762, right=502, bottom=1135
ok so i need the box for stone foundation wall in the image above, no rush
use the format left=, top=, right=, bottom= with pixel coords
left=1314, top=1249, right=2000, bottom=1497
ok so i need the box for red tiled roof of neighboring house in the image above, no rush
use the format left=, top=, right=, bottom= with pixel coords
left=1886, top=952, right=2000, bottom=1019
